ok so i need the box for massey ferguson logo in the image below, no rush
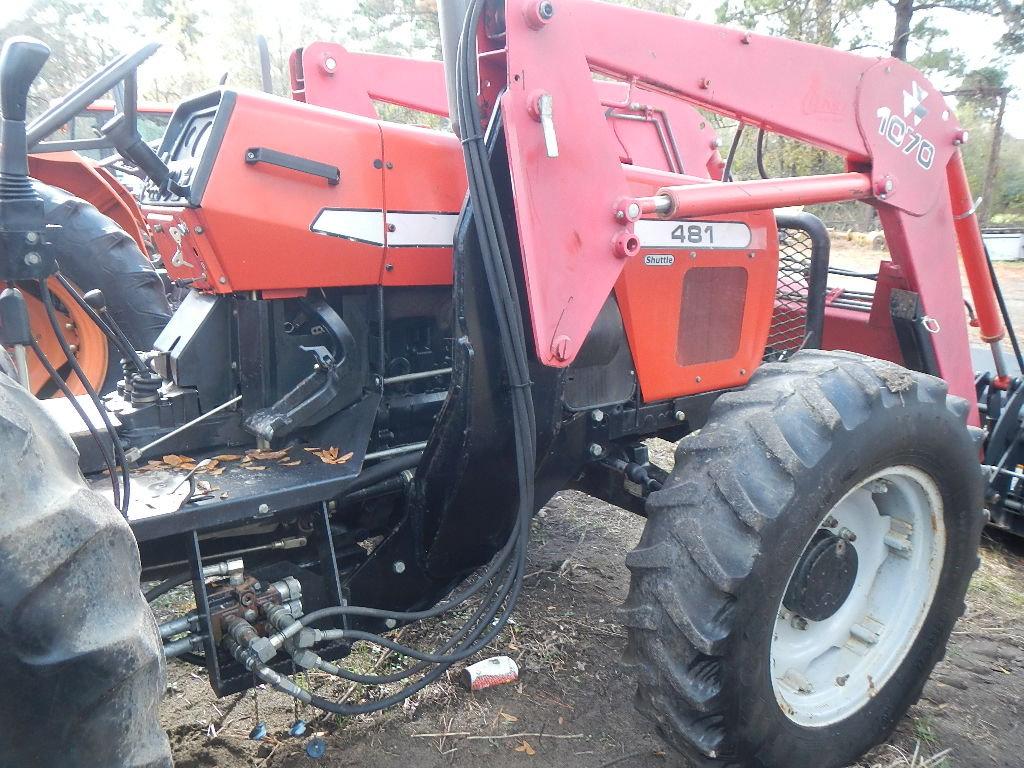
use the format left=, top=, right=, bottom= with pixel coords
left=644, top=254, right=674, bottom=266
left=903, top=81, right=929, bottom=126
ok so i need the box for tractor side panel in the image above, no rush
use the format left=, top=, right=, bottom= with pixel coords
left=378, top=121, right=465, bottom=286
left=616, top=174, right=779, bottom=402
left=155, top=92, right=388, bottom=291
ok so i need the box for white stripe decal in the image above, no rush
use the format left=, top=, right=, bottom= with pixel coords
left=387, top=212, right=459, bottom=247
left=311, top=209, right=459, bottom=248
left=311, top=209, right=385, bottom=245
left=635, top=220, right=752, bottom=250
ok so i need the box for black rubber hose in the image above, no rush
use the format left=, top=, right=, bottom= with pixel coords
left=39, top=279, right=131, bottom=514
left=724, top=122, right=744, bottom=182
left=144, top=571, right=191, bottom=603
left=267, top=0, right=536, bottom=709
left=984, top=246, right=1024, bottom=373
left=28, top=336, right=120, bottom=506
left=756, top=127, right=769, bottom=179
left=54, top=272, right=148, bottom=375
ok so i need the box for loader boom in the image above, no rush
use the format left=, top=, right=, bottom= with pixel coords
left=476, top=0, right=1004, bottom=414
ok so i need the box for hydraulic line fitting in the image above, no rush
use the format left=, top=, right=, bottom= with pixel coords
left=223, top=616, right=277, bottom=663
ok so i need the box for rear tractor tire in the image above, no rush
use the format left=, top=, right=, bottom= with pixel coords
left=23, top=181, right=171, bottom=396
left=622, top=350, right=984, bottom=768
left=0, top=372, right=171, bottom=767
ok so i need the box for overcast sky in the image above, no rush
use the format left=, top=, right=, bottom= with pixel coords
left=1, top=0, right=1021, bottom=137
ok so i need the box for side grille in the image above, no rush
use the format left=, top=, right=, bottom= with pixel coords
left=765, top=213, right=830, bottom=362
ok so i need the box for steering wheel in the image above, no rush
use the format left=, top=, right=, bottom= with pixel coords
left=26, top=42, right=160, bottom=152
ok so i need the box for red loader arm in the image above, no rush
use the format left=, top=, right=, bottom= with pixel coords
left=478, top=0, right=1003, bottom=414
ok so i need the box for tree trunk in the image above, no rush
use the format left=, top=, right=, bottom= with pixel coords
left=978, top=92, right=1008, bottom=226
left=891, top=0, right=915, bottom=60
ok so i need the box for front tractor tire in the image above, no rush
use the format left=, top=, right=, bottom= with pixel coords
left=622, top=350, right=984, bottom=768
left=0, top=373, right=171, bottom=767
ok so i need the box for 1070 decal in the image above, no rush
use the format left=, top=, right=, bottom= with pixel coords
left=876, top=106, right=935, bottom=170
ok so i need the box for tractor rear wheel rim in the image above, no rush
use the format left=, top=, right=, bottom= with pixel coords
left=22, top=277, right=108, bottom=397
left=770, top=465, right=945, bottom=727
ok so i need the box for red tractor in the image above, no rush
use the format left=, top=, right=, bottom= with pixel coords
left=0, top=2, right=1016, bottom=766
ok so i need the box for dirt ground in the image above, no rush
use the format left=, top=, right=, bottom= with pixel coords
left=159, top=246, right=1024, bottom=768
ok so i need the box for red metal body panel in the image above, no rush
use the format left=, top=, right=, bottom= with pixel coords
left=290, top=43, right=449, bottom=119
left=379, top=121, right=464, bottom=286
left=493, top=4, right=634, bottom=367
left=617, top=169, right=779, bottom=400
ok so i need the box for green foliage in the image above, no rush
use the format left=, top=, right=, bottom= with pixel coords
left=0, top=0, right=119, bottom=117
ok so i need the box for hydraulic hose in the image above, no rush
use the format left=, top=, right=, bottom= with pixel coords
left=244, top=0, right=537, bottom=715
left=38, top=279, right=131, bottom=514
left=28, top=335, right=120, bottom=506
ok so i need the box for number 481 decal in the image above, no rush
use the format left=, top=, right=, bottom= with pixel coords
left=876, top=107, right=935, bottom=170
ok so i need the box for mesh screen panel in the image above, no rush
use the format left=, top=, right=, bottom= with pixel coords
left=765, top=227, right=814, bottom=362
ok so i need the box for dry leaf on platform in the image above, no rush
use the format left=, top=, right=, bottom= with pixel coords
left=244, top=465, right=267, bottom=471
left=212, top=454, right=241, bottom=462
left=162, top=454, right=193, bottom=467
left=248, top=449, right=289, bottom=461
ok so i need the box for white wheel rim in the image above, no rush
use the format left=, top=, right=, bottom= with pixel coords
left=770, top=466, right=945, bottom=727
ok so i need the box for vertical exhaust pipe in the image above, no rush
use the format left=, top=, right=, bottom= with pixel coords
left=437, top=0, right=472, bottom=134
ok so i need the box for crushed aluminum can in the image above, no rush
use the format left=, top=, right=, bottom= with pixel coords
left=461, top=655, right=519, bottom=692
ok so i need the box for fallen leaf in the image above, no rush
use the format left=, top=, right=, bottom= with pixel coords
left=500, top=712, right=518, bottom=723
left=303, top=447, right=321, bottom=453
left=179, top=463, right=198, bottom=472
left=208, top=467, right=225, bottom=476
left=162, top=454, right=193, bottom=467
left=212, top=454, right=241, bottom=462
left=514, top=741, right=536, bottom=756
left=244, top=465, right=267, bottom=471
left=338, top=451, right=354, bottom=463
left=248, top=449, right=289, bottom=460
left=281, top=460, right=301, bottom=467
left=203, top=459, right=220, bottom=470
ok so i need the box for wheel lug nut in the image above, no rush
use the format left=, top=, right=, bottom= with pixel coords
left=791, top=615, right=808, bottom=631
left=839, top=527, right=857, bottom=542
left=823, top=516, right=838, bottom=528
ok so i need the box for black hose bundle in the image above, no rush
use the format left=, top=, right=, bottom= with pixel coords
left=29, top=276, right=131, bottom=514
left=245, top=0, right=537, bottom=715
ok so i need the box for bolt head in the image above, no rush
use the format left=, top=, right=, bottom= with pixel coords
left=195, top=225, right=204, bottom=234
left=627, top=202, right=641, bottom=220
left=588, top=443, right=603, bottom=458
left=791, top=615, right=808, bottom=631
left=538, top=1, right=555, bottom=19
left=590, top=409, right=605, bottom=423
left=24, top=231, right=39, bottom=244
left=385, top=618, right=398, bottom=629
left=258, top=503, right=270, bottom=515
left=24, top=251, right=40, bottom=265
left=674, top=410, right=686, bottom=422
left=218, top=276, right=227, bottom=284
left=323, top=56, right=337, bottom=73
left=392, top=560, right=406, bottom=574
